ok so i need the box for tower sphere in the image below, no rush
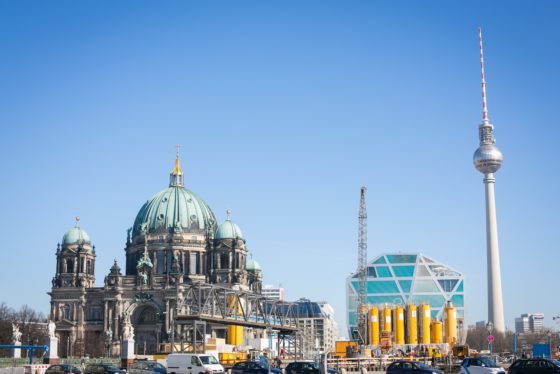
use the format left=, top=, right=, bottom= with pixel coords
left=473, top=143, right=503, bottom=174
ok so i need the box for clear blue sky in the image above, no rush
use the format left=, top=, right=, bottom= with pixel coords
left=1, top=1, right=559, bottom=336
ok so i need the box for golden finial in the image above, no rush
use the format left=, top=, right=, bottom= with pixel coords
left=172, top=144, right=183, bottom=175
left=75, top=216, right=80, bottom=226
left=226, top=209, right=231, bottom=221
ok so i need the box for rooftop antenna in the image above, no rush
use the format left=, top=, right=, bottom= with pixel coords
left=479, top=27, right=490, bottom=124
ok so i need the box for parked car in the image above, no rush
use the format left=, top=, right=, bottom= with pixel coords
left=84, top=364, right=126, bottom=374
left=285, top=361, right=338, bottom=374
left=386, top=361, right=444, bottom=374
left=46, top=365, right=82, bottom=374
left=129, top=361, right=167, bottom=374
left=459, top=357, right=506, bottom=374
left=231, top=361, right=282, bottom=374
left=508, top=358, right=560, bottom=374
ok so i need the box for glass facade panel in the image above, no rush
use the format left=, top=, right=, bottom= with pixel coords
left=373, top=257, right=387, bottom=264
left=416, top=265, right=431, bottom=276
left=368, top=281, right=399, bottom=293
left=376, top=266, right=392, bottom=277
left=367, top=267, right=377, bottom=277
left=456, top=281, right=463, bottom=292
left=399, top=280, right=411, bottom=293
left=451, top=294, right=464, bottom=307
left=387, top=255, right=417, bottom=264
left=368, top=295, right=404, bottom=305
left=392, top=266, right=415, bottom=277
left=409, top=294, right=445, bottom=308
left=438, top=279, right=458, bottom=292
left=412, top=279, right=440, bottom=293
left=349, top=312, right=356, bottom=326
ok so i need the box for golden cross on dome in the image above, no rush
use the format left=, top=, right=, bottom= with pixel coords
left=226, top=209, right=231, bottom=221
left=75, top=216, right=80, bottom=226
left=176, top=144, right=180, bottom=158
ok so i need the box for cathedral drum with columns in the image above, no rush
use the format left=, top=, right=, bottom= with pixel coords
left=48, top=153, right=263, bottom=358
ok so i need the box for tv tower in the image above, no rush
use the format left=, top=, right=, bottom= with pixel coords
left=473, top=27, right=505, bottom=333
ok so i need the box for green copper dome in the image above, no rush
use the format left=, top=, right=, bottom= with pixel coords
left=62, top=225, right=91, bottom=245
left=215, top=219, right=244, bottom=240
left=246, top=258, right=261, bottom=271
left=132, top=154, right=217, bottom=237
left=133, top=186, right=217, bottom=237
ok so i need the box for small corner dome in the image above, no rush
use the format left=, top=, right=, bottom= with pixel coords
left=62, top=226, right=91, bottom=245
left=246, top=258, right=261, bottom=271
left=215, top=220, right=244, bottom=240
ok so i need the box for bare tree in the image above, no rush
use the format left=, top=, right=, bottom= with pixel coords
left=0, top=302, right=47, bottom=358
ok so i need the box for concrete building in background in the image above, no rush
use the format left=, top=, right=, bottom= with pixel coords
left=515, top=313, right=544, bottom=334
left=262, top=284, right=285, bottom=301
left=293, top=298, right=338, bottom=355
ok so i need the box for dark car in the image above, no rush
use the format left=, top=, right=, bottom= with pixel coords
left=508, top=358, right=560, bottom=374
left=129, top=361, right=167, bottom=374
left=285, top=361, right=338, bottom=374
left=46, top=365, right=82, bottom=374
left=231, top=361, right=282, bottom=374
left=84, top=364, right=126, bottom=374
left=386, top=361, right=444, bottom=374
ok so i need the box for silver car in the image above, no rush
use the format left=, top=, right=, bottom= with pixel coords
left=129, top=361, right=167, bottom=374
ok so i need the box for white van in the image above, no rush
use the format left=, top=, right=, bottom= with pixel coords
left=167, top=353, right=225, bottom=374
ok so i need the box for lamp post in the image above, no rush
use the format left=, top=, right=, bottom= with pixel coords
left=486, top=321, right=494, bottom=354
left=548, top=331, right=552, bottom=358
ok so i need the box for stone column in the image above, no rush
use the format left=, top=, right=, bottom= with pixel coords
left=120, top=323, right=135, bottom=370
left=45, top=336, right=60, bottom=364
left=13, top=341, right=21, bottom=359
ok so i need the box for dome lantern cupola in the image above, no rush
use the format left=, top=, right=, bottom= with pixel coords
left=169, top=144, right=184, bottom=187
left=215, top=210, right=244, bottom=240
left=62, top=217, right=91, bottom=246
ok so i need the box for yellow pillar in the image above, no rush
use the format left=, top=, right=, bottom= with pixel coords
left=395, top=305, right=405, bottom=345
left=406, top=304, right=418, bottom=345
left=431, top=320, right=443, bottom=344
left=420, top=304, right=431, bottom=345
left=444, top=303, right=457, bottom=346
left=369, top=307, right=380, bottom=345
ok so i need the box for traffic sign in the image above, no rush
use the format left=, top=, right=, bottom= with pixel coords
left=487, top=335, right=495, bottom=343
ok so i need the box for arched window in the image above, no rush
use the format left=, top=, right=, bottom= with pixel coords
left=66, top=259, right=74, bottom=273
left=63, top=305, right=71, bottom=320
left=221, top=253, right=229, bottom=269
left=86, top=260, right=91, bottom=274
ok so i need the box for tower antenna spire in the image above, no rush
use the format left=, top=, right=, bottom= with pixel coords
left=479, top=27, right=490, bottom=124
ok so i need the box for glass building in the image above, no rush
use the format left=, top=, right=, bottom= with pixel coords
left=346, top=253, right=465, bottom=336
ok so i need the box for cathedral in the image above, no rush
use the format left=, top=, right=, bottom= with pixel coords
left=48, top=153, right=263, bottom=357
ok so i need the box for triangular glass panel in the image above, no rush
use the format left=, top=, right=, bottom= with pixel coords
left=373, top=256, right=387, bottom=264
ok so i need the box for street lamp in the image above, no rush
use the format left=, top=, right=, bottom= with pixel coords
left=486, top=321, right=494, bottom=353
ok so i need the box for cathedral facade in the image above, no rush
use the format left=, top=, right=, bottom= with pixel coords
left=48, top=155, right=263, bottom=357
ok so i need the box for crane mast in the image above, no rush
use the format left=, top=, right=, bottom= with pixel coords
left=357, top=186, right=368, bottom=345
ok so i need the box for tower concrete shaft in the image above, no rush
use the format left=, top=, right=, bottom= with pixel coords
left=484, top=173, right=505, bottom=332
